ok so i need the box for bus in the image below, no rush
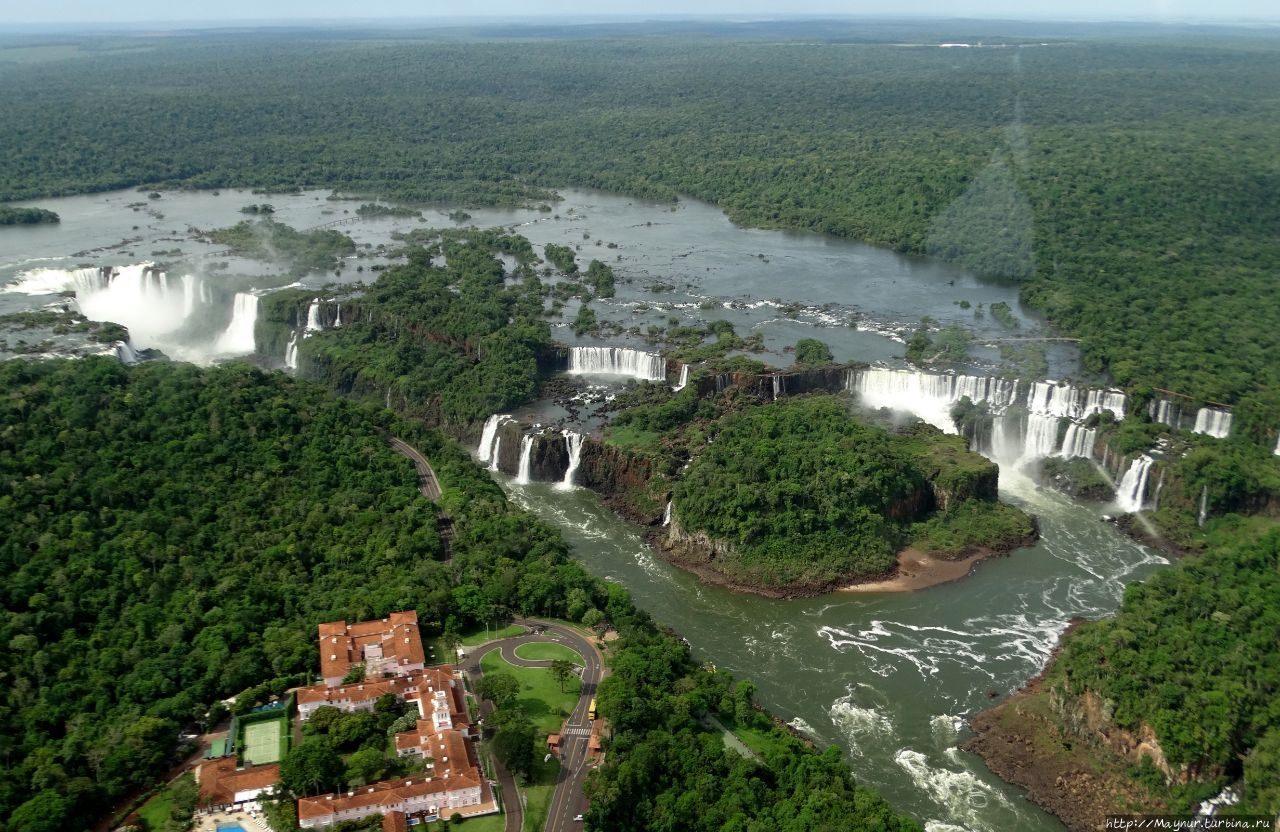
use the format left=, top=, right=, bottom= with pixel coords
left=587, top=698, right=597, bottom=720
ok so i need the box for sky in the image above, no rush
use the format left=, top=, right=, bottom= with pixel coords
left=2, top=1, right=1278, bottom=26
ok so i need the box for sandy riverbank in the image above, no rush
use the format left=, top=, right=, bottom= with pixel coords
left=839, top=547, right=1006, bottom=593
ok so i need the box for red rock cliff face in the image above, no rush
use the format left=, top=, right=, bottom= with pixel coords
left=577, top=439, right=655, bottom=500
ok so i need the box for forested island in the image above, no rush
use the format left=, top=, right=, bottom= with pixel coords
left=1, top=17, right=1279, bottom=831
left=0, top=206, right=59, bottom=225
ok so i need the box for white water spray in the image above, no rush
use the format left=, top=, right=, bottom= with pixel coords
left=1192, top=407, right=1232, bottom=439
left=1116, top=456, right=1153, bottom=513
left=215, top=293, right=259, bottom=354
left=567, top=346, right=665, bottom=381
left=516, top=435, right=534, bottom=484
left=559, top=430, right=584, bottom=490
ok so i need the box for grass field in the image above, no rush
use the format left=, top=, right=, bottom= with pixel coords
left=512, top=641, right=582, bottom=664
left=242, top=718, right=284, bottom=765
left=454, top=814, right=505, bottom=832
left=479, top=650, right=579, bottom=735
left=460, top=624, right=526, bottom=647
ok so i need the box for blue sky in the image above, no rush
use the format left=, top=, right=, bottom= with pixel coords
left=3, top=0, right=1278, bottom=25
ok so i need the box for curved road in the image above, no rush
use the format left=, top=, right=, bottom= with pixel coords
left=462, top=620, right=604, bottom=832
left=387, top=436, right=454, bottom=558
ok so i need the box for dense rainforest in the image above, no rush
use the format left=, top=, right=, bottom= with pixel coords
left=1, top=26, right=1279, bottom=421
left=259, top=228, right=552, bottom=430
left=0, top=359, right=920, bottom=832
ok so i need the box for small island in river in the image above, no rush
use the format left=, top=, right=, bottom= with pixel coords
left=644, top=393, right=1036, bottom=597
left=0, top=205, right=60, bottom=226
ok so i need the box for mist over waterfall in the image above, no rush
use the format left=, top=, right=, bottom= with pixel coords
left=847, top=368, right=1123, bottom=477
left=216, top=293, right=259, bottom=354
left=4, top=264, right=257, bottom=363
left=567, top=346, right=666, bottom=381
left=1192, top=407, right=1232, bottom=439
left=516, top=435, right=534, bottom=484
left=1116, top=456, right=1154, bottom=513
left=559, top=431, right=584, bottom=489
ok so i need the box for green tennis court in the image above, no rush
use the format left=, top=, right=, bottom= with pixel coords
left=242, top=718, right=284, bottom=765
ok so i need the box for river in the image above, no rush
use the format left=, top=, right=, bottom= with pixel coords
left=0, top=186, right=1163, bottom=830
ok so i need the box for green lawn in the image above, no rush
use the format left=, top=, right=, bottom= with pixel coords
left=461, top=624, right=527, bottom=647
left=136, top=787, right=175, bottom=831
left=479, top=651, right=580, bottom=735
left=512, top=641, right=582, bottom=664
left=454, top=814, right=506, bottom=832
left=521, top=753, right=561, bottom=832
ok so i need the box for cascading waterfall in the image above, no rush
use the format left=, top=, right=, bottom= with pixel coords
left=488, top=435, right=503, bottom=472
left=1192, top=407, right=1232, bottom=439
left=1020, top=414, right=1061, bottom=464
left=848, top=368, right=1019, bottom=434
left=516, top=435, right=534, bottom=484
left=114, top=340, right=140, bottom=364
left=559, top=430, right=584, bottom=489
left=849, top=368, right=1123, bottom=473
left=477, top=415, right=511, bottom=465
left=1116, top=456, right=1154, bottom=513
left=1059, top=423, right=1096, bottom=460
left=215, top=292, right=259, bottom=353
left=306, top=301, right=323, bottom=334
left=1148, top=398, right=1185, bottom=430
left=335, top=305, right=343, bottom=327
left=567, top=346, right=666, bottom=381
left=182, top=274, right=198, bottom=318
left=1198, top=485, right=1209, bottom=527
left=1274, top=435, right=1280, bottom=457
left=284, top=331, right=300, bottom=370
left=663, top=501, right=673, bottom=527
left=672, top=364, right=689, bottom=393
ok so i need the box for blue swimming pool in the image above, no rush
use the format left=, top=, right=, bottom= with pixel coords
left=216, top=823, right=246, bottom=832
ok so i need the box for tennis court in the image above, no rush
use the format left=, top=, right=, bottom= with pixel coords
left=241, top=718, right=284, bottom=765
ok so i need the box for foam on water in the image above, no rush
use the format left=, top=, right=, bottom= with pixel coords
left=829, top=690, right=894, bottom=756
left=894, top=749, right=1017, bottom=830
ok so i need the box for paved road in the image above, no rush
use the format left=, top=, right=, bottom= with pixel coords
left=462, top=620, right=604, bottom=832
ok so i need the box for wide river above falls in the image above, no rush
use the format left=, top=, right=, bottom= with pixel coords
left=0, top=186, right=1165, bottom=830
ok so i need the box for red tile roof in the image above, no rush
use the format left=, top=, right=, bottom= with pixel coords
left=197, top=758, right=280, bottom=806
left=318, top=611, right=425, bottom=684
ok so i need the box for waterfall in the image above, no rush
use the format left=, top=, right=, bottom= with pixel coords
left=335, top=305, right=343, bottom=327
left=306, top=301, right=323, bottom=333
left=772, top=374, right=785, bottom=400
left=672, top=364, right=689, bottom=393
left=1152, top=466, right=1166, bottom=511
left=1021, top=414, right=1061, bottom=462
left=848, top=368, right=1018, bottom=433
left=1027, top=381, right=1126, bottom=421
left=114, top=340, right=140, bottom=365
left=559, top=430, right=584, bottom=490
left=1274, top=434, right=1280, bottom=456
left=567, top=346, right=666, bottom=381
left=477, top=415, right=511, bottom=464
left=215, top=293, right=259, bottom=354
left=663, top=501, right=673, bottom=527
left=1059, top=423, right=1096, bottom=460
left=516, top=435, right=534, bottom=484
left=1198, top=485, right=1209, bottom=527
left=1148, top=398, right=1184, bottom=430
left=1192, top=407, right=1232, bottom=439
left=284, top=331, right=300, bottom=370
left=488, top=436, right=502, bottom=472
left=182, top=274, right=198, bottom=319
left=1116, top=456, right=1154, bottom=513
